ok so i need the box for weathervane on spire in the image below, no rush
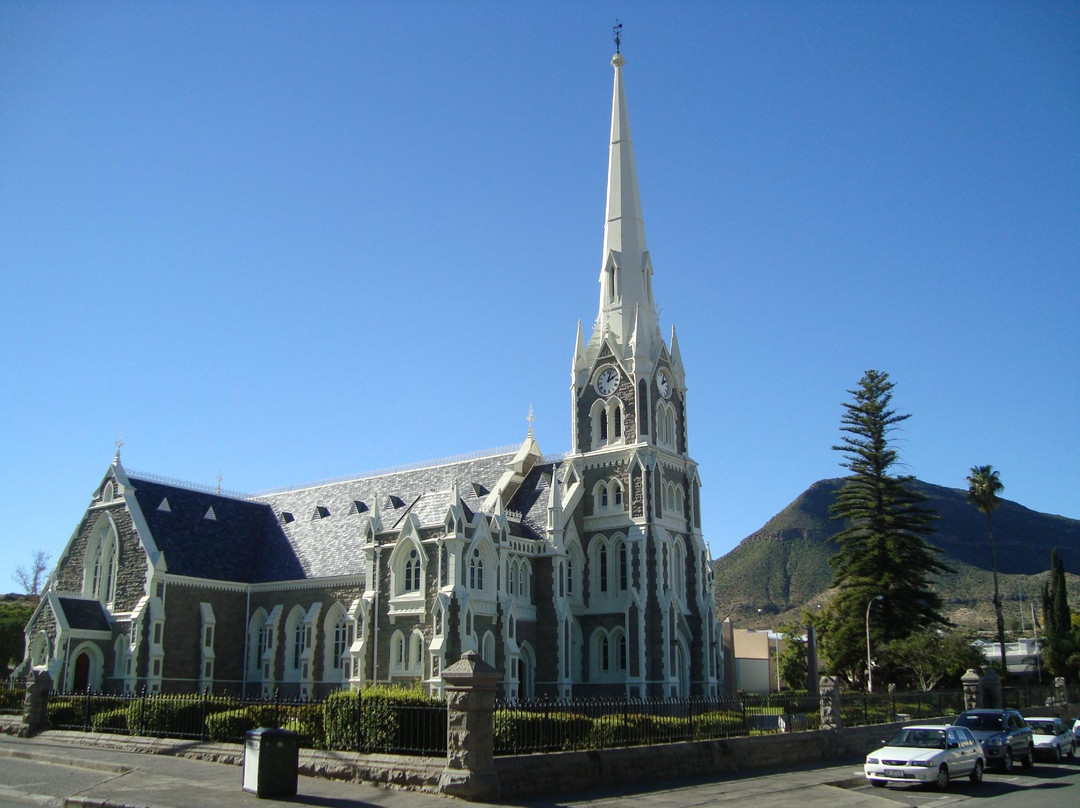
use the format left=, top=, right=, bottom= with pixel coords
left=527, top=404, right=535, bottom=439
left=613, top=20, right=622, bottom=54
left=113, top=435, right=124, bottom=465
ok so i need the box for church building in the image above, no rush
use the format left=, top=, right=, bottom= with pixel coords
left=20, top=50, right=722, bottom=701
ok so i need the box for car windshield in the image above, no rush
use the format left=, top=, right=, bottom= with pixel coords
left=1028, top=720, right=1057, bottom=734
left=888, top=729, right=946, bottom=749
left=955, top=713, right=1003, bottom=731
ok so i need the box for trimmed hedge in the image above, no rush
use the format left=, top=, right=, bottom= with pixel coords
left=323, top=686, right=445, bottom=752
left=90, top=707, right=128, bottom=733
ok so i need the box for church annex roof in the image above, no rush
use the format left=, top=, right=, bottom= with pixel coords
left=56, top=597, right=111, bottom=632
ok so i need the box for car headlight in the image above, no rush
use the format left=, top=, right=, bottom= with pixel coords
left=986, top=736, right=1003, bottom=747
left=866, top=757, right=879, bottom=764
left=911, top=760, right=936, bottom=767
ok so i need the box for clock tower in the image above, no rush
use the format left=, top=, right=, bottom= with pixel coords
left=559, top=51, right=717, bottom=698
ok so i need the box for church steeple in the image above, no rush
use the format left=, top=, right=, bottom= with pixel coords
left=590, top=51, right=661, bottom=366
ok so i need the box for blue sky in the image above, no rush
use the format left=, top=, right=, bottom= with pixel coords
left=2, top=2, right=1077, bottom=595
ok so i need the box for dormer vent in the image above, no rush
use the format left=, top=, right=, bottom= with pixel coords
left=312, top=505, right=331, bottom=520
left=349, top=500, right=369, bottom=514
left=157, top=498, right=171, bottom=513
left=282, top=511, right=294, bottom=524
left=204, top=506, right=217, bottom=521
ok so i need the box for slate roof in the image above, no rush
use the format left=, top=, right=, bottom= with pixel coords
left=508, top=462, right=557, bottom=539
left=125, top=448, right=527, bottom=584
left=130, top=477, right=303, bottom=583
left=253, top=450, right=518, bottom=579
left=57, top=597, right=111, bottom=632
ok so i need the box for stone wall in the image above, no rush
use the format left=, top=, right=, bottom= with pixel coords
left=494, top=720, right=912, bottom=799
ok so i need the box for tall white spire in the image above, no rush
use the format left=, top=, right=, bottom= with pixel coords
left=593, top=52, right=660, bottom=362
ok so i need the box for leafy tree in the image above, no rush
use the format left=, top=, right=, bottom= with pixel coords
left=966, top=465, right=1007, bottom=674
left=886, top=631, right=985, bottom=691
left=776, top=622, right=809, bottom=691
left=13, top=551, right=50, bottom=598
left=0, top=599, right=35, bottom=676
left=825, top=370, right=950, bottom=688
left=1041, top=548, right=1076, bottom=679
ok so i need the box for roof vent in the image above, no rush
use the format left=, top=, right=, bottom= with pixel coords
left=471, top=483, right=489, bottom=498
left=349, top=500, right=369, bottom=514
left=384, top=495, right=405, bottom=509
left=157, top=498, right=171, bottom=513
left=282, top=512, right=295, bottom=524
left=204, top=506, right=217, bottom=521
left=312, top=506, right=331, bottom=520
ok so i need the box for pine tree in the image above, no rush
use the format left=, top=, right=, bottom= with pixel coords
left=823, top=370, right=951, bottom=687
left=1041, top=547, right=1073, bottom=676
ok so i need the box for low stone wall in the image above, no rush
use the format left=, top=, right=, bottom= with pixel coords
left=494, top=721, right=908, bottom=799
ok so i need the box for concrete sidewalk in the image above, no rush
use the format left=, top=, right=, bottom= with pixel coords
left=0, top=732, right=896, bottom=808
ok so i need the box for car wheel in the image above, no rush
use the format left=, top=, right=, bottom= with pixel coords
left=935, top=765, right=950, bottom=790
left=1021, top=744, right=1034, bottom=769
left=869, top=779, right=887, bottom=788
left=1053, top=744, right=1062, bottom=763
left=969, top=760, right=984, bottom=784
left=1068, top=742, right=1076, bottom=759
left=1001, top=749, right=1013, bottom=773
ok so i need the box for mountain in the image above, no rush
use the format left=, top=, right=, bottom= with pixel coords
left=713, top=478, right=1080, bottom=632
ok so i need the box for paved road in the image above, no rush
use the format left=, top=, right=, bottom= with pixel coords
left=839, top=757, right=1080, bottom=807
left=0, top=732, right=1077, bottom=808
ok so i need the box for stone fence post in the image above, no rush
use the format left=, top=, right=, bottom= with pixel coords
left=1054, top=677, right=1066, bottom=707
left=819, top=675, right=841, bottom=729
left=21, top=669, right=51, bottom=737
left=981, top=668, right=1002, bottom=709
left=439, top=650, right=500, bottom=802
left=961, top=669, right=982, bottom=711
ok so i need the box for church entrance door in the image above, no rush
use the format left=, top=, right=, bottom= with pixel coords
left=73, top=652, right=91, bottom=692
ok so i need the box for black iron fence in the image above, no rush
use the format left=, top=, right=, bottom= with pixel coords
left=46, top=687, right=447, bottom=755
left=0, top=679, right=27, bottom=715
left=494, top=692, right=822, bottom=755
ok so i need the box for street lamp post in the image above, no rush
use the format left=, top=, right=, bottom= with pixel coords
left=866, top=595, right=884, bottom=693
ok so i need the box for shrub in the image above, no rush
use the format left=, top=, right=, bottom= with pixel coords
left=494, top=709, right=593, bottom=753
left=206, top=708, right=257, bottom=743
left=0, top=685, right=24, bottom=712
left=90, top=708, right=128, bottom=733
left=322, top=686, right=444, bottom=753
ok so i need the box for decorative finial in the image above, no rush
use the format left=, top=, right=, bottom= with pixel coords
left=613, top=20, right=622, bottom=54
left=527, top=404, right=535, bottom=439
left=113, top=435, right=124, bottom=465
left=216, top=470, right=223, bottom=494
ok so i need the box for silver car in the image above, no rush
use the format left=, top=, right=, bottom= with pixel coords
left=1026, top=716, right=1076, bottom=762
left=865, top=724, right=985, bottom=790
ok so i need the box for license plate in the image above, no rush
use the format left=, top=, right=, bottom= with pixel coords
left=884, top=769, right=905, bottom=778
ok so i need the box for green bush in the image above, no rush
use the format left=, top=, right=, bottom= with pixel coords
left=206, top=708, right=257, bottom=742
left=0, top=686, right=23, bottom=712
left=494, top=709, right=593, bottom=753
left=90, top=707, right=128, bottom=733
left=47, top=695, right=127, bottom=729
left=322, top=686, right=444, bottom=753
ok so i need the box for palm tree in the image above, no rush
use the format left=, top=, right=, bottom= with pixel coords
left=967, top=465, right=1007, bottom=675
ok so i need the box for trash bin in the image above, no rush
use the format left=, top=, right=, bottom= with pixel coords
left=243, top=727, right=299, bottom=798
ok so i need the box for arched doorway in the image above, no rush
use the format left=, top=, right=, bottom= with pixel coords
left=73, top=652, right=91, bottom=692
left=518, top=643, right=536, bottom=699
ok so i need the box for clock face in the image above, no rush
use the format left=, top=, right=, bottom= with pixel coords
left=657, top=369, right=672, bottom=398
left=595, top=367, right=620, bottom=396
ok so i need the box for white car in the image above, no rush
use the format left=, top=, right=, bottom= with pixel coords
left=1025, top=716, right=1076, bottom=762
left=865, top=724, right=985, bottom=790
